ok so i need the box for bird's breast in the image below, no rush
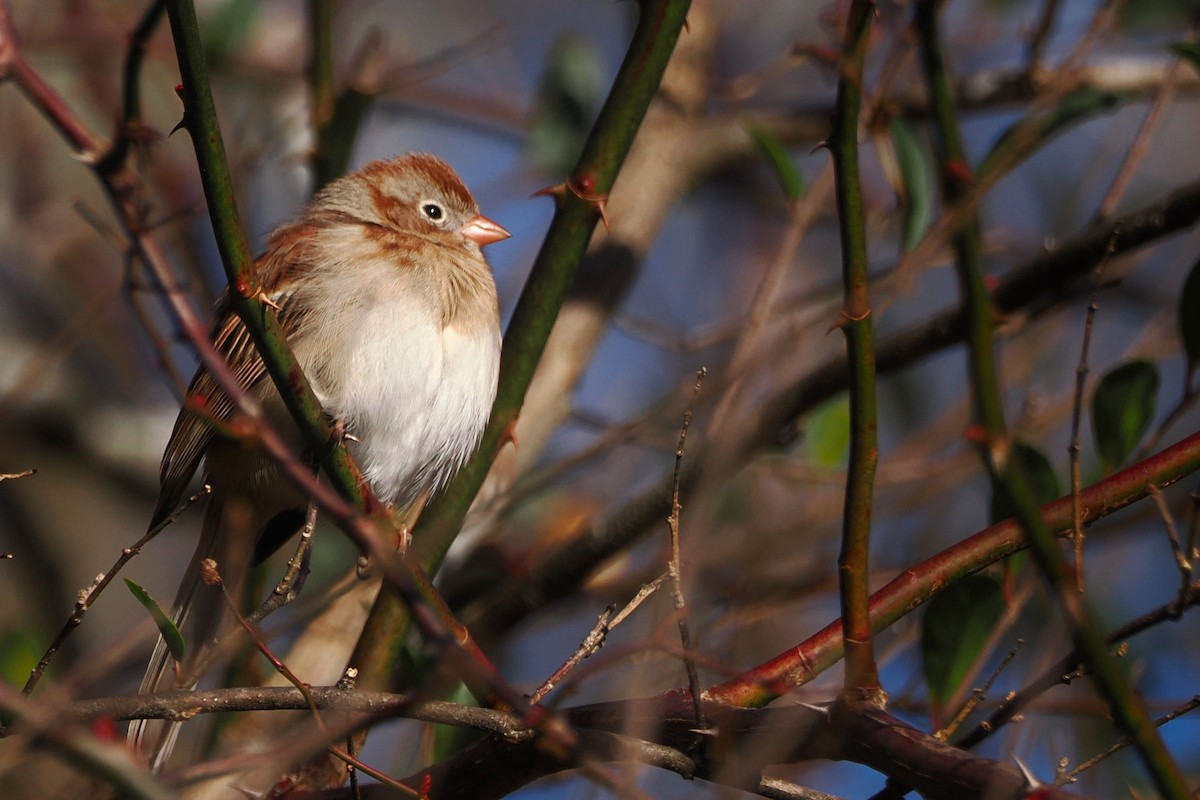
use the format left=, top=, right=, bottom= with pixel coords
left=298, top=291, right=500, bottom=507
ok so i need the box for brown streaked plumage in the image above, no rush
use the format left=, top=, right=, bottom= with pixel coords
left=130, top=153, right=508, bottom=771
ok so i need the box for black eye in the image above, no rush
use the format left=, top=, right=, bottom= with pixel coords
left=421, top=202, right=445, bottom=222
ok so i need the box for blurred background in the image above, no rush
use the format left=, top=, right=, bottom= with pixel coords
left=2, top=0, right=1200, bottom=797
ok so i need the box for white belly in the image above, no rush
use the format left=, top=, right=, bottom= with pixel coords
left=297, top=295, right=499, bottom=507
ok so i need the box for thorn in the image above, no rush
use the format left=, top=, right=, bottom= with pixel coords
left=532, top=176, right=610, bottom=229
left=1013, top=755, right=1043, bottom=789
left=500, top=416, right=520, bottom=450
left=69, top=150, right=102, bottom=166
left=826, top=307, right=870, bottom=335
left=531, top=182, right=568, bottom=202
left=329, top=417, right=358, bottom=445
left=964, top=424, right=989, bottom=446
left=946, top=158, right=975, bottom=186
left=254, top=287, right=282, bottom=311
left=171, top=84, right=188, bottom=137
left=810, top=140, right=830, bottom=155
left=795, top=700, right=833, bottom=714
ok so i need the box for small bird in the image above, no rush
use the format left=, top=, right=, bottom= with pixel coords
left=129, top=153, right=508, bottom=769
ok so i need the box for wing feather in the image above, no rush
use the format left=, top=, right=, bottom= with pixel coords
left=150, top=227, right=314, bottom=526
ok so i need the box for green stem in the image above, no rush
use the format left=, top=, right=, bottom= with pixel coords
left=307, top=0, right=334, bottom=186
left=461, top=176, right=1200, bottom=648
left=830, top=0, right=881, bottom=697
left=307, top=0, right=369, bottom=191
left=999, top=466, right=1190, bottom=800
left=97, top=0, right=165, bottom=175
left=158, top=0, right=509, bottom=699
left=915, top=3, right=1188, bottom=796
left=915, top=0, right=1004, bottom=439
left=707, top=427, right=1200, bottom=708
left=351, top=0, right=692, bottom=690
left=164, top=0, right=367, bottom=510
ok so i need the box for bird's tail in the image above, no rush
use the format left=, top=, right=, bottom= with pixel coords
left=127, top=495, right=259, bottom=772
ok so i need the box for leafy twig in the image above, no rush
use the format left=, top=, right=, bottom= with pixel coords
left=707, top=428, right=1200, bottom=708
left=463, top=174, right=1200, bottom=650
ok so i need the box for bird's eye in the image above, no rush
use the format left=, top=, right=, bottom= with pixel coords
left=421, top=201, right=446, bottom=223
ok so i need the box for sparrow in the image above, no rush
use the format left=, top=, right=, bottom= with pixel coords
left=128, top=153, right=508, bottom=770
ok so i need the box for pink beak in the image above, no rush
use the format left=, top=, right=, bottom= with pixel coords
left=460, top=215, right=511, bottom=247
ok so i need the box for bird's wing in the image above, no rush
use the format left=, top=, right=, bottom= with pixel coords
left=150, top=230, right=314, bottom=527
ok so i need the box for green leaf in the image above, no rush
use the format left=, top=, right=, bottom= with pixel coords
left=805, top=395, right=850, bottom=468
left=125, top=579, right=186, bottom=665
left=1092, top=359, right=1160, bottom=472
left=1180, top=256, right=1200, bottom=373
left=991, top=442, right=1061, bottom=524
left=748, top=125, right=805, bottom=202
left=1171, top=42, right=1200, bottom=77
left=977, top=87, right=1122, bottom=179
left=921, top=574, right=1005, bottom=718
left=890, top=117, right=934, bottom=251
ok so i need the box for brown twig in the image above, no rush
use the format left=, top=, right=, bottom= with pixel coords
left=529, top=572, right=667, bottom=705
left=208, top=556, right=417, bottom=797
left=1146, top=485, right=1193, bottom=606
left=0, top=4, right=598, bottom=779
left=246, top=501, right=317, bottom=625
left=0, top=683, right=172, bottom=800
left=18, top=486, right=210, bottom=699
left=759, top=776, right=847, bottom=800
left=888, top=0, right=1124, bottom=307
left=1060, top=695, right=1200, bottom=784
left=1094, top=57, right=1186, bottom=222
left=959, top=578, right=1200, bottom=750
left=937, top=639, right=1024, bottom=742
left=667, top=368, right=708, bottom=736
left=1025, top=0, right=1062, bottom=75
left=1067, top=258, right=1107, bottom=591
left=206, top=557, right=320, bottom=717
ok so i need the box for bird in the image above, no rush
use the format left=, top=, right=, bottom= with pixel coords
left=128, top=153, right=508, bottom=770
